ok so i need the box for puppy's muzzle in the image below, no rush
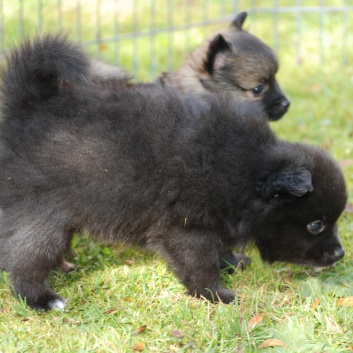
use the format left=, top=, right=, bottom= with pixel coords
left=274, top=96, right=290, bottom=110
left=332, top=247, right=345, bottom=262
left=324, top=247, right=345, bottom=266
left=268, top=96, right=290, bottom=121
left=279, top=97, right=290, bottom=109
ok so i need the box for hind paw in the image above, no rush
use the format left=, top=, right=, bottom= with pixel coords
left=48, top=298, right=66, bottom=311
left=59, top=258, right=75, bottom=272
left=25, top=294, right=66, bottom=311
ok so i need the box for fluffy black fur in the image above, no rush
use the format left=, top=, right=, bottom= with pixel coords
left=0, top=35, right=347, bottom=310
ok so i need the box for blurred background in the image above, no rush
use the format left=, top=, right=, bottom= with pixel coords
left=1, top=1, right=352, bottom=81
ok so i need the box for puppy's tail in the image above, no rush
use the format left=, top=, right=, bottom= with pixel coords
left=0, top=34, right=89, bottom=116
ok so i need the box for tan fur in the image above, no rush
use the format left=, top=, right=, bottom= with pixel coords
left=159, top=28, right=278, bottom=100
left=159, top=39, right=213, bottom=96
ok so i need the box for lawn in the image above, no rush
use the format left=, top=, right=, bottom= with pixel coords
left=0, top=1, right=353, bottom=352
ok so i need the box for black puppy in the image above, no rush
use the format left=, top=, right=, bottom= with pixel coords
left=0, top=35, right=346, bottom=310
left=91, top=12, right=291, bottom=273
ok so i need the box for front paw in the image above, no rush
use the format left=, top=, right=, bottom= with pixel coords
left=214, top=287, right=236, bottom=304
left=189, top=286, right=236, bottom=304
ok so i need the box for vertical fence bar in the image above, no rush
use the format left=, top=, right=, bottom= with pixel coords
left=96, top=0, right=102, bottom=58
left=150, top=0, right=156, bottom=79
left=76, top=0, right=82, bottom=40
left=251, top=0, right=257, bottom=32
left=342, top=0, right=348, bottom=66
left=296, top=0, right=302, bottom=64
left=167, top=0, right=174, bottom=70
left=58, top=0, right=63, bottom=30
left=202, top=0, right=208, bottom=39
left=232, top=0, right=239, bottom=14
left=133, top=0, right=139, bottom=77
left=0, top=0, right=4, bottom=52
left=114, top=0, right=120, bottom=65
left=319, top=0, right=325, bottom=64
left=19, top=0, right=24, bottom=37
left=184, top=0, right=190, bottom=55
left=272, top=0, right=279, bottom=51
left=38, top=0, right=43, bottom=33
left=220, top=0, right=225, bottom=17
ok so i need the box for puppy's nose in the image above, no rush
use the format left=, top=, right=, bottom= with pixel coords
left=333, top=248, right=345, bottom=261
left=281, top=98, right=290, bottom=108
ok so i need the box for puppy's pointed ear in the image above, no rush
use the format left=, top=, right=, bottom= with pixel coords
left=257, top=167, right=313, bottom=200
left=204, top=34, right=231, bottom=74
left=230, top=12, right=248, bottom=30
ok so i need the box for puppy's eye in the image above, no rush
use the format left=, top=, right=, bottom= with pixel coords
left=307, top=220, right=325, bottom=235
left=251, top=85, right=263, bottom=95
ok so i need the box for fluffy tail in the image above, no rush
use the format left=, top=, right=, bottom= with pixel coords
left=0, top=34, right=89, bottom=116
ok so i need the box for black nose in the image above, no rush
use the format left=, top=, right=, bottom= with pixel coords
left=281, top=98, right=290, bottom=108
left=333, top=248, right=345, bottom=261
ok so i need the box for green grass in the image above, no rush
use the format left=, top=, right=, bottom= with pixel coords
left=0, top=1, right=353, bottom=352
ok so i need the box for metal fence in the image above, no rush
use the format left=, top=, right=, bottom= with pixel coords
left=0, top=1, right=352, bottom=80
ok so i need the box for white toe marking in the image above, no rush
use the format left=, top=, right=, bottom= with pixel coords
left=48, top=299, right=66, bottom=311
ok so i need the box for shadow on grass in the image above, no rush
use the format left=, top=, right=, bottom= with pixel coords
left=289, top=260, right=353, bottom=298
left=62, top=232, right=158, bottom=273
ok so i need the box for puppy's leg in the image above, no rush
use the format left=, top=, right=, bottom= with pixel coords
left=58, top=248, right=75, bottom=272
left=220, top=251, right=252, bottom=273
left=1, top=217, right=73, bottom=310
left=159, top=230, right=236, bottom=304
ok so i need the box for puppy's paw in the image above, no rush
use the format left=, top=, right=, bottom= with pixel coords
left=27, top=294, right=66, bottom=311
left=233, top=253, right=252, bottom=270
left=59, top=258, right=75, bottom=272
left=48, top=298, right=66, bottom=311
left=215, top=287, right=236, bottom=304
left=194, top=286, right=236, bottom=304
left=220, top=251, right=252, bottom=274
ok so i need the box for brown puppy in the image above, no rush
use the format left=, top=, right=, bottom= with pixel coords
left=159, top=12, right=290, bottom=121
left=91, top=12, right=290, bottom=122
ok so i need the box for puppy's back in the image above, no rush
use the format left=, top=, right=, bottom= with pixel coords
left=0, top=34, right=273, bottom=240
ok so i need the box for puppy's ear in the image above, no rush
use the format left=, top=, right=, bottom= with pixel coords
left=230, top=12, right=248, bottom=30
left=204, top=34, right=231, bottom=74
left=257, top=167, right=313, bottom=200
